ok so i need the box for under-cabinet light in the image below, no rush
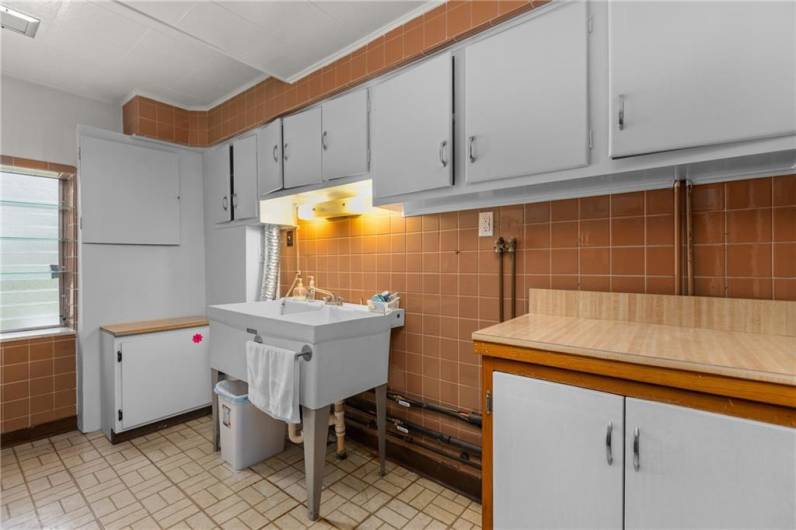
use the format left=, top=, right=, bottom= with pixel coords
left=0, top=5, right=40, bottom=38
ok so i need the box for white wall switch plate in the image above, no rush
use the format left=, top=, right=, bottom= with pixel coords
left=479, top=211, right=494, bottom=237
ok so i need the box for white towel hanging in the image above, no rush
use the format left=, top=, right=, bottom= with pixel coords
left=246, top=341, right=301, bottom=423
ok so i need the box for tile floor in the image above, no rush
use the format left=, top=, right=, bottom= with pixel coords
left=1, top=416, right=481, bottom=530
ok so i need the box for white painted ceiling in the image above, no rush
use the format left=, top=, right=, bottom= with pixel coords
left=0, top=0, right=433, bottom=109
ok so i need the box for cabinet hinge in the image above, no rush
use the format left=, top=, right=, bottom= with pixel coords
left=117, top=350, right=122, bottom=362
left=587, top=16, right=594, bottom=34
left=79, top=217, right=83, bottom=230
left=118, top=409, right=123, bottom=421
left=588, top=129, right=593, bottom=150
left=485, top=390, right=492, bottom=415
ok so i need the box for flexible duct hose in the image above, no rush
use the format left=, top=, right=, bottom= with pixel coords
left=260, top=224, right=281, bottom=301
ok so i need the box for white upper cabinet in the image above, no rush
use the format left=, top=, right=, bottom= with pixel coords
left=257, top=119, right=283, bottom=196
left=322, top=89, right=369, bottom=181
left=80, top=134, right=181, bottom=245
left=625, top=399, right=795, bottom=530
left=371, top=52, right=453, bottom=200
left=464, top=1, right=589, bottom=184
left=609, top=1, right=796, bottom=158
left=493, top=373, right=624, bottom=529
left=231, top=134, right=258, bottom=221
left=205, top=143, right=231, bottom=224
left=283, top=106, right=322, bottom=189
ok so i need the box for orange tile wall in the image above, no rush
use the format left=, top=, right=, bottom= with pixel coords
left=122, top=0, right=546, bottom=147
left=279, top=174, right=796, bottom=448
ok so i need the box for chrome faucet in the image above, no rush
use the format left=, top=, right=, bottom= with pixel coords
left=309, top=285, right=344, bottom=306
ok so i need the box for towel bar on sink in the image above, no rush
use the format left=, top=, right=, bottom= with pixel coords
left=247, top=328, right=313, bottom=362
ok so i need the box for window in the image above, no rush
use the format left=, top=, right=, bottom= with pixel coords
left=0, top=169, right=66, bottom=332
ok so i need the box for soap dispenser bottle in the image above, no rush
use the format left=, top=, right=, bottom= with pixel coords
left=307, top=276, right=316, bottom=300
left=293, top=277, right=307, bottom=299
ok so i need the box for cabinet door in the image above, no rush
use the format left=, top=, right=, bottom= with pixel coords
left=492, top=373, right=623, bottom=529
left=118, top=328, right=211, bottom=431
left=257, top=119, right=283, bottom=195
left=283, top=106, right=322, bottom=189
left=625, top=398, right=796, bottom=529
left=609, top=1, right=796, bottom=158
left=232, top=134, right=258, bottom=221
left=371, top=52, right=452, bottom=200
left=204, top=143, right=231, bottom=223
left=322, top=89, right=369, bottom=181
left=465, top=2, right=589, bottom=183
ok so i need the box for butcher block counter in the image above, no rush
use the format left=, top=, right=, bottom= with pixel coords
left=475, top=289, right=796, bottom=530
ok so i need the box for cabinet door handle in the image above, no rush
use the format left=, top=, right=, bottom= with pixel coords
left=322, top=131, right=328, bottom=151
left=605, top=421, right=613, bottom=465
left=283, top=143, right=289, bottom=161
left=439, top=140, right=448, bottom=168
left=232, top=193, right=237, bottom=209
left=617, top=94, right=625, bottom=131
left=633, top=427, right=640, bottom=471
left=468, top=136, right=476, bottom=163
left=222, top=196, right=228, bottom=211
left=272, top=144, right=279, bottom=163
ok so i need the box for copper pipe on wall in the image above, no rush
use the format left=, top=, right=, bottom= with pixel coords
left=495, top=237, right=506, bottom=322
left=673, top=180, right=682, bottom=295
left=685, top=181, right=694, bottom=296
left=508, top=238, right=518, bottom=319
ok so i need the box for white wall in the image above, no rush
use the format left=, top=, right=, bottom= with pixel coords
left=0, top=76, right=121, bottom=166
left=78, top=128, right=206, bottom=432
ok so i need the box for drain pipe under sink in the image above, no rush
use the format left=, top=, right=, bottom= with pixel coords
left=261, top=224, right=347, bottom=459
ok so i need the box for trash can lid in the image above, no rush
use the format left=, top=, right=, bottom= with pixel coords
left=214, top=379, right=249, bottom=403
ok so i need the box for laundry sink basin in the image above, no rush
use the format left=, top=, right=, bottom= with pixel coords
left=207, top=299, right=404, bottom=409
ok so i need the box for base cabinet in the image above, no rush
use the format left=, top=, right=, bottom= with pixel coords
left=101, top=326, right=211, bottom=437
left=490, top=372, right=795, bottom=530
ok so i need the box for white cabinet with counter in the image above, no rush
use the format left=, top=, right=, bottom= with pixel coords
left=464, top=1, right=589, bottom=184
left=100, top=318, right=210, bottom=440
left=371, top=52, right=453, bottom=201
left=608, top=1, right=796, bottom=158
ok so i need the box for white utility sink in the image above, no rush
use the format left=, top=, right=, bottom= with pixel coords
left=207, top=299, right=404, bottom=409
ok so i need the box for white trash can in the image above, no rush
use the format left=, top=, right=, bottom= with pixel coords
left=214, top=379, right=286, bottom=470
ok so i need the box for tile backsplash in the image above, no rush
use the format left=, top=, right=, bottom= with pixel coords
left=280, top=173, right=795, bottom=448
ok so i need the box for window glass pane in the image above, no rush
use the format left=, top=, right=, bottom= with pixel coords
left=0, top=171, right=61, bottom=332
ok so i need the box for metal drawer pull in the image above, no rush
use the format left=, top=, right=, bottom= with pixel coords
left=272, top=145, right=279, bottom=162
left=322, top=131, right=328, bottom=150
left=283, top=143, right=289, bottom=161
left=468, top=136, right=476, bottom=163
left=633, top=427, right=640, bottom=471
left=222, top=196, right=228, bottom=211
left=605, top=422, right=613, bottom=465
left=439, top=140, right=448, bottom=167
left=617, top=94, right=625, bottom=131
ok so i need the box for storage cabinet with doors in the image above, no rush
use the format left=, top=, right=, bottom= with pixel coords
left=100, top=319, right=210, bottom=440
left=257, top=119, right=283, bottom=196
left=204, top=135, right=258, bottom=223
left=322, top=89, right=369, bottom=181
left=490, top=372, right=795, bottom=529
left=464, top=1, right=589, bottom=184
left=283, top=106, right=322, bottom=189
left=609, top=1, right=796, bottom=158
left=371, top=52, right=453, bottom=201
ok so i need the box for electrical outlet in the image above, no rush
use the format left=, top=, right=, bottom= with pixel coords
left=478, top=211, right=494, bottom=237
left=286, top=230, right=294, bottom=247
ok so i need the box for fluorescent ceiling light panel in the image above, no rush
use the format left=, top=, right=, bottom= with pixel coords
left=0, top=4, right=40, bottom=38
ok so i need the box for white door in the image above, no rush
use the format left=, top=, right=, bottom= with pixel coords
left=371, top=52, right=452, bottom=200
left=609, top=1, right=796, bottom=158
left=625, top=398, right=796, bottom=530
left=80, top=134, right=181, bottom=244
left=232, top=134, right=258, bottom=220
left=492, top=373, right=623, bottom=529
left=118, top=327, right=210, bottom=431
left=204, top=143, right=231, bottom=224
left=322, top=89, right=369, bottom=181
left=257, top=119, right=283, bottom=195
left=283, top=106, right=322, bottom=189
left=465, top=1, right=589, bottom=183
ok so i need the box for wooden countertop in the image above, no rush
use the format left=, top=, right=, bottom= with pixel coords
left=473, top=313, right=795, bottom=386
left=473, top=289, right=796, bottom=388
left=101, top=316, right=208, bottom=337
